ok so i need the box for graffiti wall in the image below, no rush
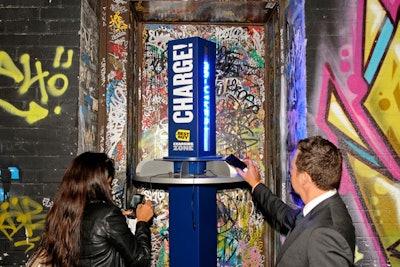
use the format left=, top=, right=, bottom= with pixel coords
left=0, top=0, right=98, bottom=265
left=78, top=0, right=101, bottom=153
left=0, top=46, right=74, bottom=125
left=100, top=0, right=130, bottom=208
left=304, top=0, right=400, bottom=266
left=136, top=24, right=266, bottom=266
left=0, top=41, right=78, bottom=266
left=284, top=0, right=307, bottom=208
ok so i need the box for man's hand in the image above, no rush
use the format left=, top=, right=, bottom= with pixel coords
left=237, top=159, right=261, bottom=190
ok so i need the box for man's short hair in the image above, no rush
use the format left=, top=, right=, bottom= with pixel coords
left=296, top=136, right=343, bottom=190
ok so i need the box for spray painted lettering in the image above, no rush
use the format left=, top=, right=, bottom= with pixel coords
left=171, top=43, right=194, bottom=124
left=311, top=0, right=400, bottom=265
left=0, top=47, right=73, bottom=124
left=109, top=11, right=128, bottom=33
left=0, top=197, right=46, bottom=253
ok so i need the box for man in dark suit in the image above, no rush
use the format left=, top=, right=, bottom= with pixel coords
left=237, top=136, right=355, bottom=266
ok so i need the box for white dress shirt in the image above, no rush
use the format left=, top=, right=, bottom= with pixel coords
left=302, top=189, right=337, bottom=216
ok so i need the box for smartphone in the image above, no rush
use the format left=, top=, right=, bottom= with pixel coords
left=130, top=194, right=145, bottom=209
left=127, top=194, right=145, bottom=219
left=225, top=154, right=248, bottom=171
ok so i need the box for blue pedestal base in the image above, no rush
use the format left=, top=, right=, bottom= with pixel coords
left=169, top=185, right=217, bottom=267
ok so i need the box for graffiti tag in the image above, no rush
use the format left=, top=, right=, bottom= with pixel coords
left=0, top=47, right=73, bottom=124
left=0, top=197, right=46, bottom=252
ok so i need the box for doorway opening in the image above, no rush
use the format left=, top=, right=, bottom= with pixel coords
left=127, top=1, right=282, bottom=266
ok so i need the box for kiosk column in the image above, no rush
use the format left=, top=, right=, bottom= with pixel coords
left=165, top=37, right=217, bottom=267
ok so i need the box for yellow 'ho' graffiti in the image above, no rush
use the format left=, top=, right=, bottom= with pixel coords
left=0, top=46, right=73, bottom=124
left=0, top=197, right=46, bottom=252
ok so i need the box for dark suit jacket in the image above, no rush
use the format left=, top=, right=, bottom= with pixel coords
left=252, top=183, right=355, bottom=267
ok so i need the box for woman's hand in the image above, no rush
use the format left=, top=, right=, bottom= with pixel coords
left=122, top=209, right=133, bottom=216
left=135, top=200, right=154, bottom=222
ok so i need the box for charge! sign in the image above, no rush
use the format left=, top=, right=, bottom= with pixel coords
left=167, top=37, right=216, bottom=158
left=170, top=40, right=195, bottom=153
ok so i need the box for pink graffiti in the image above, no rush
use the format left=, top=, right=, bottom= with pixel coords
left=381, top=0, right=399, bottom=21
left=239, top=241, right=263, bottom=266
left=315, top=0, right=399, bottom=265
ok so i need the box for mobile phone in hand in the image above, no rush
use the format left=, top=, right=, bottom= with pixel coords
left=225, top=154, right=248, bottom=172
left=127, top=194, right=145, bottom=219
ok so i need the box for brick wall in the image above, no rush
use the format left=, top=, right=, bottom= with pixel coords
left=0, top=0, right=99, bottom=265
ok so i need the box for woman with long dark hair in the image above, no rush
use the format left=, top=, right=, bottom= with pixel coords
left=28, top=152, right=154, bottom=266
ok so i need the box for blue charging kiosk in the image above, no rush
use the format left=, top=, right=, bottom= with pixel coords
left=166, top=37, right=218, bottom=267
left=135, top=37, right=244, bottom=267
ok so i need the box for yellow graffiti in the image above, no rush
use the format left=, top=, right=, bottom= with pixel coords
left=347, top=154, right=400, bottom=264
left=324, top=0, right=400, bottom=264
left=364, top=1, right=400, bottom=156
left=18, top=54, right=50, bottom=101
left=327, top=93, right=367, bottom=149
left=47, top=73, right=69, bottom=97
left=362, top=1, right=400, bottom=263
left=0, top=46, right=73, bottom=124
left=354, top=245, right=364, bottom=263
left=0, top=197, right=46, bottom=252
left=0, top=51, right=24, bottom=82
left=0, top=100, right=48, bottom=124
left=217, top=190, right=264, bottom=265
left=109, top=11, right=128, bottom=32
left=134, top=1, right=145, bottom=12
left=53, top=46, right=73, bottom=68
left=54, top=106, right=61, bottom=114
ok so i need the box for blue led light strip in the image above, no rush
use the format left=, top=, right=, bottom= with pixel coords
left=203, top=60, right=210, bottom=152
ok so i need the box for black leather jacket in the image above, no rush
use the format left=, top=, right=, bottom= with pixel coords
left=79, top=201, right=151, bottom=266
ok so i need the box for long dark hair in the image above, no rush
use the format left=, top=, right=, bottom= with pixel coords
left=32, top=152, right=115, bottom=266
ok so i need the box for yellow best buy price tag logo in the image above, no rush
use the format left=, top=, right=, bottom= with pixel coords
left=176, top=129, right=190, bottom=141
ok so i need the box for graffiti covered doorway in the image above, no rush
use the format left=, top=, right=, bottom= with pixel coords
left=127, top=1, right=281, bottom=266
